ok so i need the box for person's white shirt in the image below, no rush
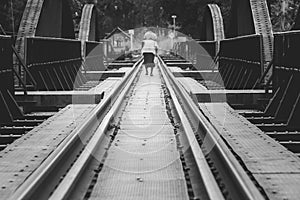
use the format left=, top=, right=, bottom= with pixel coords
left=141, top=39, right=158, bottom=54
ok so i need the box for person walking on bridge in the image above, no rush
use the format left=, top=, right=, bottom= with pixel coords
left=141, top=31, right=158, bottom=76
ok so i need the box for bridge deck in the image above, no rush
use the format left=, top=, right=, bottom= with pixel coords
left=15, top=78, right=122, bottom=108
left=199, top=102, right=300, bottom=200
left=0, top=104, right=96, bottom=199
left=89, top=67, right=189, bottom=199
left=85, top=67, right=132, bottom=80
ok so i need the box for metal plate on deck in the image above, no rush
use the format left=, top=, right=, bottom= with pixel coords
left=199, top=102, right=300, bottom=200
left=177, top=77, right=207, bottom=93
left=90, top=67, right=189, bottom=199
left=253, top=174, right=300, bottom=200
left=0, top=104, right=96, bottom=198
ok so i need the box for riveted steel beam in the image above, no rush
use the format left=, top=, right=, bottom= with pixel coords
left=228, top=0, right=273, bottom=84
left=15, top=0, right=75, bottom=59
left=78, top=4, right=98, bottom=42
left=201, top=4, right=225, bottom=42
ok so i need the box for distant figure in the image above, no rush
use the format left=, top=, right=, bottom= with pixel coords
left=141, top=31, right=158, bottom=76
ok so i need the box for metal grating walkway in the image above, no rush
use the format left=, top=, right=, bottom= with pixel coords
left=90, top=66, right=189, bottom=199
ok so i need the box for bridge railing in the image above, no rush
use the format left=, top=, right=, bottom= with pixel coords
left=25, top=37, right=86, bottom=91
left=263, top=31, right=300, bottom=128
left=218, top=34, right=263, bottom=89
left=174, top=40, right=217, bottom=70
left=100, top=39, right=117, bottom=65
left=173, top=41, right=187, bottom=59
left=174, top=41, right=193, bottom=61
left=0, top=36, right=14, bottom=95
left=84, top=41, right=105, bottom=71
left=196, top=41, right=217, bottom=70
left=0, top=35, right=23, bottom=124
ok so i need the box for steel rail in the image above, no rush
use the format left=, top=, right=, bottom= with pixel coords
left=158, top=57, right=225, bottom=199
left=51, top=56, right=224, bottom=200
left=49, top=59, right=143, bottom=199
left=158, top=56, right=265, bottom=200
left=9, top=58, right=143, bottom=200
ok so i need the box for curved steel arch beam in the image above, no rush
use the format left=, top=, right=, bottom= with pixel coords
left=15, top=0, right=75, bottom=59
left=78, top=4, right=99, bottom=41
left=200, top=4, right=225, bottom=41
left=228, top=0, right=273, bottom=62
left=228, top=0, right=273, bottom=37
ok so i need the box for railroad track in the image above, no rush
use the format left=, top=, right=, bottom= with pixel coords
left=9, top=56, right=266, bottom=200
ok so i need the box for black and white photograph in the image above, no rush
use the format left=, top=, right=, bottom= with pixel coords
left=0, top=0, right=300, bottom=199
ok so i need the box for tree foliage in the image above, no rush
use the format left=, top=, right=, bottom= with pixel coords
left=0, top=0, right=26, bottom=35
left=268, top=0, right=300, bottom=32
left=0, top=0, right=299, bottom=38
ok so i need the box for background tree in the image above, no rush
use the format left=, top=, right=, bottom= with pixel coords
left=1, top=0, right=300, bottom=39
left=0, top=0, right=26, bottom=36
left=268, top=0, right=300, bottom=32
